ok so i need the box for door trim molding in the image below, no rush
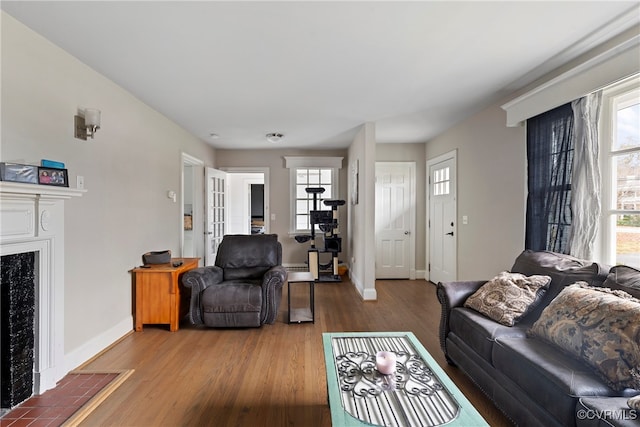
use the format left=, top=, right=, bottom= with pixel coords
left=426, top=149, right=458, bottom=283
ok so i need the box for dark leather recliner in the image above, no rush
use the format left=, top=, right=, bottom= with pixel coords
left=181, top=234, right=286, bottom=327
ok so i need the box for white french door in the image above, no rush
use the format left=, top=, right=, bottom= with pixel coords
left=428, top=153, right=457, bottom=284
left=205, top=168, right=227, bottom=266
left=375, top=162, right=416, bottom=279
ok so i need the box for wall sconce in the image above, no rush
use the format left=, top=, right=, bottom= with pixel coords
left=74, top=108, right=101, bottom=140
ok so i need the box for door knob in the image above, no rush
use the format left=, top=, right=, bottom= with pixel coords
left=404, top=231, right=410, bottom=235
left=446, top=231, right=454, bottom=236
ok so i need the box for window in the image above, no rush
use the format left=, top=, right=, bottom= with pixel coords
left=432, top=166, right=450, bottom=196
left=294, top=168, right=333, bottom=231
left=284, top=156, right=343, bottom=233
left=601, top=77, right=640, bottom=268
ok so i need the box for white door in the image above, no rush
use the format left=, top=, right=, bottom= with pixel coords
left=428, top=155, right=457, bottom=283
left=205, top=168, right=227, bottom=266
left=375, top=162, right=415, bottom=279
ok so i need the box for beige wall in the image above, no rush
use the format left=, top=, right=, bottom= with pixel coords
left=347, top=123, right=377, bottom=299
left=1, top=13, right=217, bottom=370
left=376, top=143, right=427, bottom=273
left=214, top=148, right=349, bottom=266
left=425, top=103, right=526, bottom=280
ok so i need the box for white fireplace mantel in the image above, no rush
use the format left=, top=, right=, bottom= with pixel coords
left=0, top=181, right=86, bottom=199
left=1, top=181, right=85, bottom=396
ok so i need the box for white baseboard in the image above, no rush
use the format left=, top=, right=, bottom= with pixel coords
left=64, top=316, right=133, bottom=373
left=349, top=270, right=377, bottom=300
left=361, top=287, right=377, bottom=300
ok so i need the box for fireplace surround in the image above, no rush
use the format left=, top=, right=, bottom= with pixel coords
left=0, top=181, right=84, bottom=409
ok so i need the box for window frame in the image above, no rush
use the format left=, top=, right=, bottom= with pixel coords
left=284, top=156, right=343, bottom=235
left=599, top=75, right=640, bottom=266
left=292, top=167, right=337, bottom=233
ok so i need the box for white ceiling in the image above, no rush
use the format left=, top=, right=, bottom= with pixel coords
left=2, top=1, right=639, bottom=150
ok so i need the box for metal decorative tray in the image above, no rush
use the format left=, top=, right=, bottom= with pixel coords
left=331, top=335, right=460, bottom=426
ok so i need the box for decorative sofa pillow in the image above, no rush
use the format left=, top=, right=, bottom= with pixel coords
left=509, top=250, right=609, bottom=324
left=530, top=283, right=640, bottom=391
left=464, top=271, right=551, bottom=326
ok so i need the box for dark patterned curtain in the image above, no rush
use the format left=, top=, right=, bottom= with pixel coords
left=526, top=102, right=575, bottom=253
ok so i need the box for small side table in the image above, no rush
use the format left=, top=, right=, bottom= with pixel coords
left=287, top=271, right=315, bottom=324
left=131, top=257, right=199, bottom=331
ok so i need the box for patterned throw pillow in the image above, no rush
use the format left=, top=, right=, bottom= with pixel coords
left=464, top=271, right=551, bottom=326
left=530, top=283, right=640, bottom=391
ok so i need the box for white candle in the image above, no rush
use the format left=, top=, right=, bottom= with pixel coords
left=376, top=351, right=396, bottom=375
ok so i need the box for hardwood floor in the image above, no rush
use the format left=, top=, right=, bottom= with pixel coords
left=79, top=278, right=512, bottom=426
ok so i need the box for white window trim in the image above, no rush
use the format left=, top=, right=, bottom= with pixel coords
left=599, top=74, right=640, bottom=265
left=285, top=156, right=343, bottom=235
left=501, top=12, right=640, bottom=127
left=284, top=156, right=344, bottom=169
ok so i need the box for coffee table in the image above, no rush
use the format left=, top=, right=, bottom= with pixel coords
left=323, top=332, right=488, bottom=426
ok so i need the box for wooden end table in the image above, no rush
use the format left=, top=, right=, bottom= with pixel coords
left=131, top=257, right=199, bottom=332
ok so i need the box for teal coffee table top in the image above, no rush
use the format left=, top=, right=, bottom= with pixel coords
left=322, top=332, right=488, bottom=427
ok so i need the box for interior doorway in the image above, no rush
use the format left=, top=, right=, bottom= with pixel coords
left=181, top=153, right=204, bottom=260
left=224, top=168, right=269, bottom=236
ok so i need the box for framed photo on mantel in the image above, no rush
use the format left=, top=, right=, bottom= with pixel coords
left=38, top=167, right=69, bottom=187
left=0, top=162, right=38, bottom=184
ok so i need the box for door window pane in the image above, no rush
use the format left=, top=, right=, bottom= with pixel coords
left=433, top=166, right=450, bottom=196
